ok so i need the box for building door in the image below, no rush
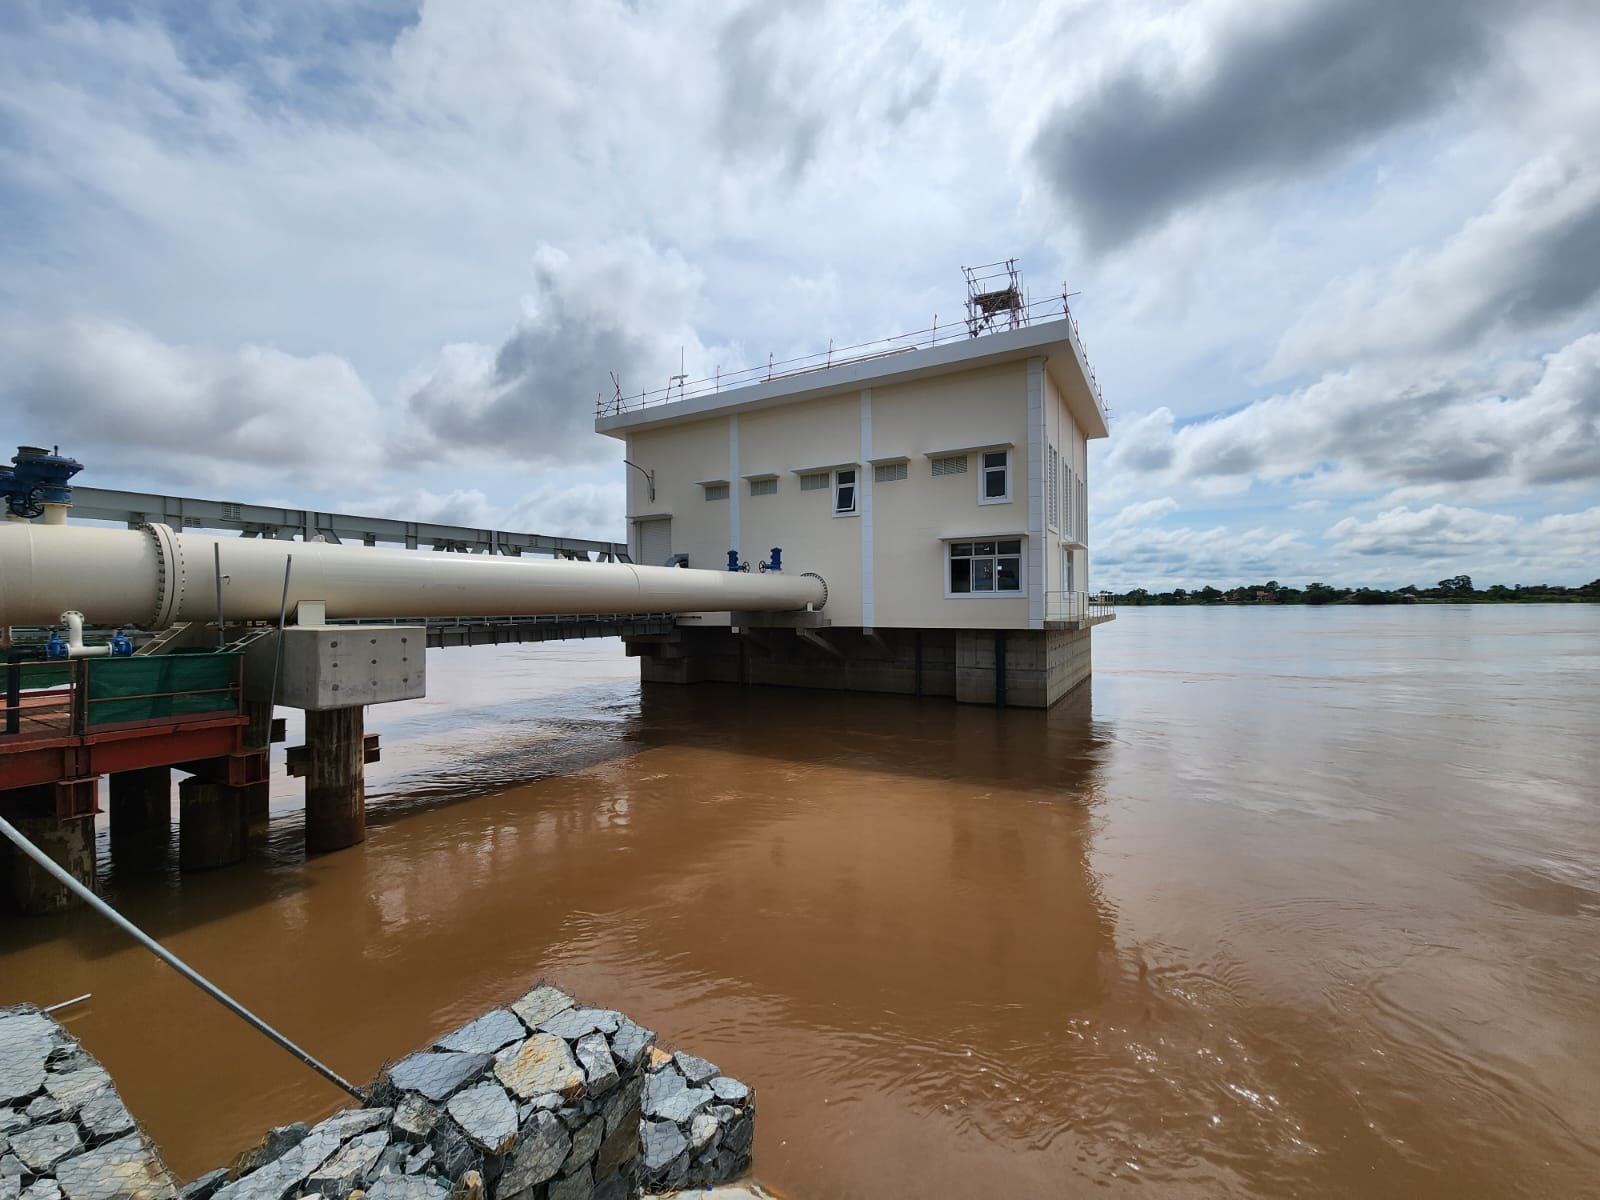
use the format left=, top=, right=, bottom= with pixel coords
left=636, top=517, right=673, bottom=566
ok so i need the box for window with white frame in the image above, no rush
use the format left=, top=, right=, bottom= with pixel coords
left=834, top=468, right=858, bottom=515
left=931, top=454, right=968, bottom=477
left=980, top=450, right=1010, bottom=503
left=749, top=477, right=777, bottom=496
left=948, top=538, right=1023, bottom=594
left=800, top=472, right=829, bottom=491
left=703, top=482, right=729, bottom=502
left=874, top=461, right=908, bottom=484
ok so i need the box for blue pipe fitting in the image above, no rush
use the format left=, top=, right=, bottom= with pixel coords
left=1, top=445, right=84, bottom=519
left=761, top=547, right=783, bottom=572
left=727, top=549, right=743, bottom=572
left=111, top=630, right=135, bottom=657
left=45, top=631, right=67, bottom=660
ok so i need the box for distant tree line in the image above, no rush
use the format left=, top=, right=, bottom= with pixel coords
left=1108, top=575, right=1600, bottom=606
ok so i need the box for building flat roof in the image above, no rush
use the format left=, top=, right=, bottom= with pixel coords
left=595, top=316, right=1109, bottom=440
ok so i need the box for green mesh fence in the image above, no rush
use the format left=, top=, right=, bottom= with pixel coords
left=13, top=661, right=71, bottom=690
left=83, top=651, right=241, bottom=727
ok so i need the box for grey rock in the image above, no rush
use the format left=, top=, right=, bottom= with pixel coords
left=592, top=1171, right=627, bottom=1200
left=367, top=1143, right=410, bottom=1182
left=383, top=1052, right=490, bottom=1103
left=638, top=1121, right=685, bottom=1174
left=709, top=1076, right=751, bottom=1105
left=402, top=1146, right=433, bottom=1176
left=25, top=1096, right=60, bottom=1121
left=423, top=1118, right=476, bottom=1182
left=573, top=1035, right=618, bottom=1099
left=11, top=1123, right=82, bottom=1173
left=496, top=1111, right=568, bottom=1196
left=231, top=1124, right=308, bottom=1178
left=304, top=1131, right=388, bottom=1198
left=77, top=1091, right=135, bottom=1142
left=364, top=1178, right=447, bottom=1200
left=687, top=1112, right=719, bottom=1156
left=308, top=1107, right=392, bottom=1144
left=20, top=1181, right=62, bottom=1200
left=44, top=1064, right=112, bottom=1113
left=433, top=1011, right=525, bottom=1058
left=672, top=1052, right=719, bottom=1087
left=508, top=986, right=573, bottom=1031
left=665, top=1149, right=691, bottom=1191
left=599, top=1074, right=644, bottom=1138
left=593, top=1118, right=638, bottom=1180
left=492, top=1036, right=583, bottom=1102
left=0, top=1157, right=22, bottom=1179
left=641, top=1072, right=711, bottom=1126
left=565, top=1115, right=603, bottom=1170
left=391, top=1096, right=441, bottom=1144
left=54, top=1133, right=179, bottom=1200
left=212, top=1129, right=340, bottom=1200
left=178, top=1169, right=230, bottom=1200
left=0, top=1174, right=18, bottom=1200
left=0, top=1111, right=23, bottom=1132
left=0, top=1014, right=54, bottom=1107
left=725, top=1113, right=755, bottom=1155
left=547, top=1166, right=591, bottom=1200
left=444, top=1084, right=516, bottom=1155
left=534, top=1009, right=621, bottom=1042
left=607, top=1020, right=652, bottom=1072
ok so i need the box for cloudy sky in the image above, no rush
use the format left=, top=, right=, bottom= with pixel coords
left=2, top=0, right=1597, bottom=589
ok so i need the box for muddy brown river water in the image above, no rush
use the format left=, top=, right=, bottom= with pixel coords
left=4, top=605, right=1598, bottom=1198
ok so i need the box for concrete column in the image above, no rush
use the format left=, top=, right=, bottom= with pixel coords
left=7, top=815, right=95, bottom=915
left=109, top=767, right=171, bottom=832
left=178, top=777, right=247, bottom=871
left=109, top=766, right=171, bottom=868
left=242, top=700, right=273, bottom=824
left=304, top=705, right=365, bottom=854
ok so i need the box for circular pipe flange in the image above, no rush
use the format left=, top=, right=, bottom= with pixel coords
left=801, top=571, right=828, bottom=610
left=140, top=522, right=182, bottom=630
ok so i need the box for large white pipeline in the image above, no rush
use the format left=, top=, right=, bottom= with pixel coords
left=0, top=522, right=826, bottom=630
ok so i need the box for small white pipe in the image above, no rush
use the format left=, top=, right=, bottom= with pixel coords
left=61, top=609, right=110, bottom=657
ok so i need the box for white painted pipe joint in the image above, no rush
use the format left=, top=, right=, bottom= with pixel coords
left=60, top=609, right=110, bottom=657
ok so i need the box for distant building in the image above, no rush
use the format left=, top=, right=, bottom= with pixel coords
left=595, top=281, right=1113, bottom=707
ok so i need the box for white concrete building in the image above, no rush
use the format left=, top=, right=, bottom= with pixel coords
left=595, top=315, right=1113, bottom=707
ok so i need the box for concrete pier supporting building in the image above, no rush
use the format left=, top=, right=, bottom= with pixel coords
left=303, top=706, right=366, bottom=854
left=629, top=624, right=1093, bottom=708
left=177, top=777, right=248, bottom=871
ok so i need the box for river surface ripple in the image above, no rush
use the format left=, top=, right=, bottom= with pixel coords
left=3, top=605, right=1598, bottom=1198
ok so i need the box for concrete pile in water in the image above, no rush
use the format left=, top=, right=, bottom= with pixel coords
left=1, top=985, right=758, bottom=1200
left=0, top=1005, right=176, bottom=1200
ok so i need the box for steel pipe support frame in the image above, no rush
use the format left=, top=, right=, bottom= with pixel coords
left=303, top=705, right=365, bottom=855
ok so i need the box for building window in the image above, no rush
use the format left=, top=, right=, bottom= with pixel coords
left=800, top=472, right=829, bottom=491
left=834, top=468, right=857, bottom=515
left=980, top=450, right=1010, bottom=504
left=749, top=477, right=777, bottom=496
left=874, top=461, right=908, bottom=484
left=931, top=454, right=968, bottom=477
left=949, top=539, right=1023, bottom=594
left=703, top=482, right=729, bottom=502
